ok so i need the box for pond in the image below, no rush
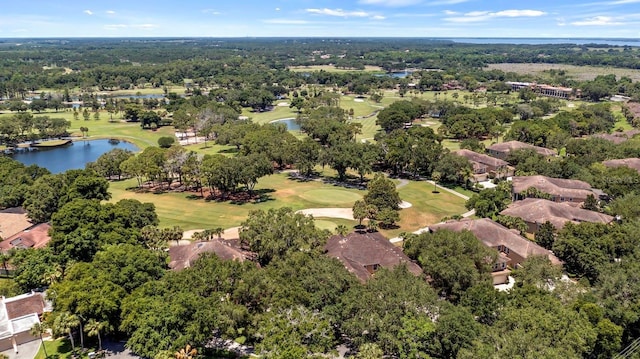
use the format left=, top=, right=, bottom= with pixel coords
left=375, top=71, right=413, bottom=79
left=270, top=118, right=301, bottom=131
left=11, top=139, right=139, bottom=174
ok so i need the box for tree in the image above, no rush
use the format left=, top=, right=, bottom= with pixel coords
left=352, top=200, right=368, bottom=226
left=255, top=306, right=336, bottom=357
left=158, top=136, right=176, bottom=148
left=30, top=322, right=49, bottom=358
left=535, top=221, right=556, bottom=250
left=403, top=229, right=496, bottom=301
left=175, top=345, right=197, bottom=359
left=582, top=194, right=600, bottom=212
left=335, top=224, right=350, bottom=237
left=85, top=319, right=109, bottom=352
left=54, top=312, right=80, bottom=352
left=377, top=208, right=400, bottom=228
left=239, top=207, right=329, bottom=266
left=363, top=174, right=401, bottom=211
left=465, top=187, right=511, bottom=218
left=355, top=343, right=384, bottom=359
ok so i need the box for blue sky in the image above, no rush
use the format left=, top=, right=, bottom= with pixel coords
left=1, top=0, right=640, bottom=38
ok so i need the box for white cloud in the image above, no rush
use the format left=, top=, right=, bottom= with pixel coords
left=83, top=10, right=93, bottom=16
left=443, top=10, right=459, bottom=15
left=371, top=15, right=386, bottom=20
left=306, top=8, right=372, bottom=17
left=202, top=9, right=221, bottom=15
left=571, top=16, right=624, bottom=25
left=263, top=19, right=309, bottom=24
left=445, top=9, right=546, bottom=23
left=275, top=8, right=280, bottom=11
left=358, top=0, right=423, bottom=6
left=104, top=24, right=127, bottom=30
left=106, top=10, right=116, bottom=15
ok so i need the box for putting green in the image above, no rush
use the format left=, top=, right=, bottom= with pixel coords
left=299, top=189, right=363, bottom=206
left=314, top=219, right=338, bottom=232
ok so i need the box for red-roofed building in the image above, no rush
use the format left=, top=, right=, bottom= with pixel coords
left=0, top=223, right=51, bottom=254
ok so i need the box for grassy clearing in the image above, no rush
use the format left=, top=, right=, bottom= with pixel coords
left=108, top=173, right=367, bottom=230
left=379, top=181, right=467, bottom=238
left=485, top=63, right=640, bottom=82
left=2, top=110, right=174, bottom=149
left=288, top=65, right=384, bottom=73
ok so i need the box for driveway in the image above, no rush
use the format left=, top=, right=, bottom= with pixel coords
left=102, top=340, right=139, bottom=359
left=1, top=339, right=41, bottom=359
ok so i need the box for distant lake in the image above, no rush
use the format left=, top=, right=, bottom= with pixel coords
left=270, top=118, right=301, bottom=131
left=441, top=38, right=640, bottom=46
left=11, top=139, right=138, bottom=174
left=375, top=71, right=413, bottom=79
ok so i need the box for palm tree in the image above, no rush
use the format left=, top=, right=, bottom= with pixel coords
left=212, top=227, right=224, bottom=239
left=85, top=319, right=110, bottom=352
left=175, top=345, right=197, bottom=359
left=30, top=322, right=49, bottom=358
left=54, top=312, right=80, bottom=352
left=335, top=224, right=349, bottom=237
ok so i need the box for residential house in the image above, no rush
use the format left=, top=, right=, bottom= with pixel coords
left=325, top=231, right=423, bottom=282
left=453, top=149, right=514, bottom=182
left=500, top=198, right=614, bottom=233
left=169, top=239, right=253, bottom=270
left=602, top=158, right=640, bottom=174
left=512, top=175, right=605, bottom=206
left=0, top=292, right=51, bottom=352
left=430, top=218, right=561, bottom=285
left=592, top=129, right=640, bottom=145
left=487, top=141, right=557, bottom=160
left=0, top=223, right=52, bottom=253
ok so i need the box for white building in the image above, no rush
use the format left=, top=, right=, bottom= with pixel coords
left=0, top=292, right=50, bottom=353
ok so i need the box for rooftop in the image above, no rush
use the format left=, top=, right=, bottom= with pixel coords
left=430, top=218, right=561, bottom=266
left=500, top=198, right=614, bottom=230
left=0, top=207, right=33, bottom=240
left=602, top=158, right=640, bottom=174
left=169, top=239, right=251, bottom=270
left=592, top=129, right=640, bottom=145
left=487, top=141, right=557, bottom=157
left=0, top=223, right=52, bottom=253
left=325, top=231, right=423, bottom=282
left=454, top=149, right=509, bottom=168
left=512, top=175, right=596, bottom=200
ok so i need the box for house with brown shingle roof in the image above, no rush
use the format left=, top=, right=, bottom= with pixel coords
left=592, top=129, right=640, bottom=144
left=512, top=175, right=604, bottom=206
left=0, top=292, right=51, bottom=353
left=325, top=231, right=423, bottom=282
left=169, top=239, right=252, bottom=270
left=602, top=158, right=640, bottom=174
left=429, top=218, right=561, bottom=285
left=453, top=149, right=514, bottom=182
left=487, top=141, right=557, bottom=160
left=500, top=198, right=614, bottom=233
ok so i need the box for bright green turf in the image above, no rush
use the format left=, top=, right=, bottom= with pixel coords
left=299, top=188, right=363, bottom=205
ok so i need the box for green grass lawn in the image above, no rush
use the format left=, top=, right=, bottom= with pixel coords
left=33, top=338, right=82, bottom=359
left=379, top=180, right=467, bottom=238
left=108, top=172, right=368, bottom=230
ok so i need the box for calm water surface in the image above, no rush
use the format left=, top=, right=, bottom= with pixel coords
left=11, top=139, right=138, bottom=174
left=270, top=118, right=301, bottom=131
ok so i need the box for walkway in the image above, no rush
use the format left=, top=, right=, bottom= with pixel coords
left=1, top=340, right=41, bottom=359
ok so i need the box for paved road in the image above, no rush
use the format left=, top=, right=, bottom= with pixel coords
left=1, top=339, right=41, bottom=359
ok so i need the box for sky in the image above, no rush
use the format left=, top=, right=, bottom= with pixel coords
left=1, top=0, right=640, bottom=38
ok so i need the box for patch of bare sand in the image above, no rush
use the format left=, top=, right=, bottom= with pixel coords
left=296, top=208, right=354, bottom=220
